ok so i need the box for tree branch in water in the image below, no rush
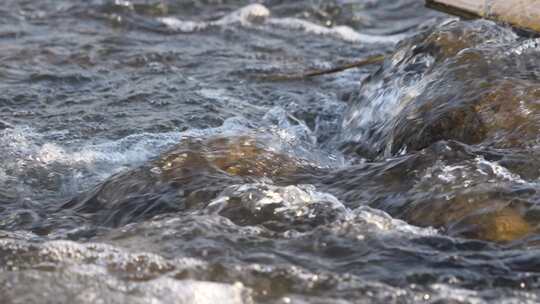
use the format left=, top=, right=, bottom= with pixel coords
left=260, top=54, right=385, bottom=81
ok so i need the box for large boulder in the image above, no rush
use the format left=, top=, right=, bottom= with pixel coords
left=342, top=19, right=540, bottom=157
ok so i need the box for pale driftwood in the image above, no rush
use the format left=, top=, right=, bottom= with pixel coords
left=426, top=0, right=540, bottom=33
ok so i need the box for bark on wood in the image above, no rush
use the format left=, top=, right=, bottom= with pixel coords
left=426, top=0, right=540, bottom=33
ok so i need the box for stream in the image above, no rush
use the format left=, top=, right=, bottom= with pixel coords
left=2, top=1, right=540, bottom=303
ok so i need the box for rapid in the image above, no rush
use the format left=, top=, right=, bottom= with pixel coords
left=2, top=0, right=540, bottom=303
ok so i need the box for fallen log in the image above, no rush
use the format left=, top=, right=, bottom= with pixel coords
left=426, top=0, right=540, bottom=33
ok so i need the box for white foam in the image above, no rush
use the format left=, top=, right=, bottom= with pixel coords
left=0, top=127, right=191, bottom=195
left=475, top=156, right=526, bottom=184
left=427, top=284, right=488, bottom=304
left=158, top=4, right=403, bottom=44
left=213, top=3, right=270, bottom=27
left=267, top=18, right=404, bottom=44
left=0, top=109, right=338, bottom=196
left=0, top=238, right=253, bottom=304
left=207, top=183, right=348, bottom=221
left=0, top=119, right=248, bottom=170
left=158, top=17, right=208, bottom=33
left=157, top=4, right=269, bottom=33
left=351, top=206, right=438, bottom=237
left=0, top=126, right=185, bottom=189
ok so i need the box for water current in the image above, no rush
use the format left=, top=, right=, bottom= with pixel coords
left=2, top=0, right=540, bottom=303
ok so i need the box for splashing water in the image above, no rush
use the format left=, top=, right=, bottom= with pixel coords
left=3, top=0, right=540, bottom=303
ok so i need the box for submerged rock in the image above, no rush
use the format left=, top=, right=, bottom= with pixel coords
left=452, top=206, right=531, bottom=243
left=324, top=141, right=539, bottom=243
left=342, top=19, right=540, bottom=157
left=60, top=135, right=316, bottom=227
left=156, top=136, right=303, bottom=179
left=207, top=183, right=347, bottom=232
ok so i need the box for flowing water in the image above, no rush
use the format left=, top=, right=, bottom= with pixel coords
left=3, top=0, right=540, bottom=303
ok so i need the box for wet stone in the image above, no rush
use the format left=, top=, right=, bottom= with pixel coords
left=321, top=141, right=540, bottom=243
left=60, top=134, right=318, bottom=228
left=207, top=183, right=347, bottom=232
left=342, top=19, right=540, bottom=157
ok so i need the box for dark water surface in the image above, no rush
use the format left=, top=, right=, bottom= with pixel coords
left=2, top=0, right=540, bottom=303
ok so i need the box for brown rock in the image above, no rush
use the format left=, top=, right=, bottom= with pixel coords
left=61, top=134, right=313, bottom=227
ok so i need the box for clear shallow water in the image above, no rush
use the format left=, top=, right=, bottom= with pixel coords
left=3, top=0, right=540, bottom=303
